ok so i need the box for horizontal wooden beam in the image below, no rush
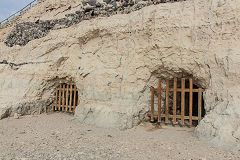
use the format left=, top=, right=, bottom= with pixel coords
left=153, top=88, right=202, bottom=92
left=147, top=113, right=200, bottom=121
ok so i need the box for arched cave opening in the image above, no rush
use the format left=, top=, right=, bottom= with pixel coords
left=150, top=78, right=206, bottom=127
left=52, top=83, right=79, bottom=113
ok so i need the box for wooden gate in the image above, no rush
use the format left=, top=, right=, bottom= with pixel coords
left=51, top=83, right=79, bottom=113
left=148, top=78, right=203, bottom=126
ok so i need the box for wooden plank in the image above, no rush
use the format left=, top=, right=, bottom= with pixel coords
left=65, top=84, right=69, bottom=112
left=54, top=86, right=58, bottom=111
left=198, top=88, right=202, bottom=124
left=150, top=87, right=154, bottom=122
left=51, top=103, right=54, bottom=112
left=147, top=113, right=199, bottom=120
left=58, top=84, right=62, bottom=111
left=173, top=78, right=177, bottom=124
left=181, top=78, right=185, bottom=125
left=69, top=84, right=73, bottom=112
left=189, top=78, right=193, bottom=126
left=158, top=79, right=162, bottom=122
left=153, top=88, right=201, bottom=92
left=62, top=84, right=65, bottom=111
left=165, top=79, right=169, bottom=124
left=78, top=91, right=80, bottom=106
left=73, top=85, right=77, bottom=112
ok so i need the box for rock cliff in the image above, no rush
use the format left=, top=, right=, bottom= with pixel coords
left=0, top=0, right=239, bottom=153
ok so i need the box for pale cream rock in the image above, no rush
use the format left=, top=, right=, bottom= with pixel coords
left=0, top=0, right=239, bottom=153
left=14, top=113, right=20, bottom=119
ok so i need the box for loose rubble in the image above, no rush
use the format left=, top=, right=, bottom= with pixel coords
left=4, top=0, right=186, bottom=47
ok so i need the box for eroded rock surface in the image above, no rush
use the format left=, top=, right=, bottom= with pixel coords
left=0, top=0, right=240, bottom=154
left=4, top=0, right=185, bottom=47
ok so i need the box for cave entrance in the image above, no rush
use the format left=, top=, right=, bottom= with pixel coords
left=51, top=83, right=79, bottom=113
left=148, top=78, right=205, bottom=127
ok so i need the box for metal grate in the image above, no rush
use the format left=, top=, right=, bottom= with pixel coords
left=148, top=78, right=203, bottom=126
left=52, top=83, right=79, bottom=113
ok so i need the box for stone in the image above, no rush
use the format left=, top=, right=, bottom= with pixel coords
left=95, top=2, right=103, bottom=7
left=83, top=0, right=97, bottom=6
left=83, top=4, right=95, bottom=12
left=122, top=1, right=129, bottom=7
left=129, top=0, right=134, bottom=6
left=134, top=0, right=141, bottom=3
left=111, top=1, right=117, bottom=8
left=104, top=4, right=114, bottom=11
left=103, top=0, right=111, bottom=4
left=14, top=113, right=20, bottom=119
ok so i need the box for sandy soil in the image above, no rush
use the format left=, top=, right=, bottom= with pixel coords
left=0, top=113, right=239, bottom=160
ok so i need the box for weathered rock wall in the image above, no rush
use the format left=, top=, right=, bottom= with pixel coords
left=4, top=0, right=185, bottom=47
left=0, top=0, right=240, bottom=154
left=0, top=0, right=84, bottom=42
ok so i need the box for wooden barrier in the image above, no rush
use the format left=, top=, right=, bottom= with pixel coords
left=52, top=83, right=79, bottom=113
left=148, top=78, right=203, bottom=126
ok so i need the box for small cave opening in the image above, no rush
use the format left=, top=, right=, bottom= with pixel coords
left=150, top=77, right=206, bottom=127
left=51, top=83, right=79, bottom=113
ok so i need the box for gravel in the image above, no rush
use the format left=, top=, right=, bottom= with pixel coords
left=0, top=113, right=239, bottom=160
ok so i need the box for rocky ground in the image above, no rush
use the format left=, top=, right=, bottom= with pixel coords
left=0, top=113, right=239, bottom=160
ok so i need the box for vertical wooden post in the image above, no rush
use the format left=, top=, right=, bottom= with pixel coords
left=158, top=79, right=162, bottom=123
left=181, top=78, right=185, bottom=125
left=65, top=84, right=69, bottom=112
left=198, top=88, right=202, bottom=124
left=189, top=78, right=193, bottom=126
left=165, top=79, right=169, bottom=124
left=173, top=78, right=177, bottom=124
left=51, top=103, right=54, bottom=112
left=78, top=91, right=80, bottom=106
left=73, top=85, right=77, bottom=112
left=54, top=86, right=58, bottom=111
left=62, top=84, right=65, bottom=111
left=150, top=87, right=154, bottom=122
left=58, top=84, right=62, bottom=111
left=69, top=84, right=73, bottom=112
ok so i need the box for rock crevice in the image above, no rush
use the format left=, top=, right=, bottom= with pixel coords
left=0, top=60, right=51, bottom=70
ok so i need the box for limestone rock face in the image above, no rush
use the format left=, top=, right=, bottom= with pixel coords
left=3, top=0, right=182, bottom=47
left=0, top=0, right=240, bottom=153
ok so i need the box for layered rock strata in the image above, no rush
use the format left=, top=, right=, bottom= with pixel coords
left=5, top=0, right=186, bottom=47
